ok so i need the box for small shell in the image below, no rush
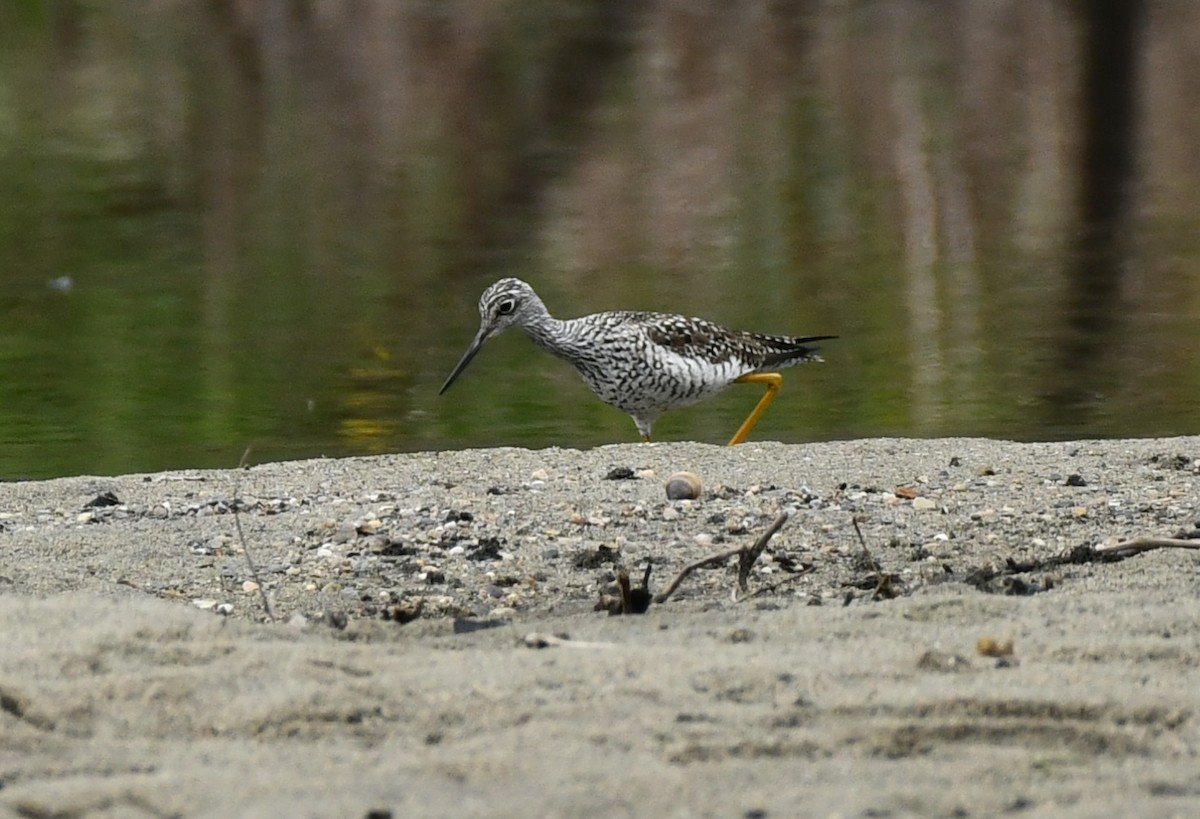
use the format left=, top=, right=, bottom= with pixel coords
left=664, top=471, right=701, bottom=501
left=976, top=636, right=1014, bottom=658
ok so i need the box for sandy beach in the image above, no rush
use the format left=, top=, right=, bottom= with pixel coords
left=2, top=438, right=1199, bottom=818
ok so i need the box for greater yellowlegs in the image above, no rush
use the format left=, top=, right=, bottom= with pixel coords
left=439, top=278, right=834, bottom=445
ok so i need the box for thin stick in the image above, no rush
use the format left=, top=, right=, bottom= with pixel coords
left=616, top=567, right=632, bottom=614
left=742, top=563, right=816, bottom=600
left=233, top=447, right=277, bottom=622
left=1094, top=535, right=1200, bottom=555
left=523, top=633, right=616, bottom=650
left=653, top=547, right=744, bottom=604
left=852, top=516, right=879, bottom=573
left=852, top=515, right=897, bottom=600
left=737, top=512, right=791, bottom=592
left=655, top=512, right=792, bottom=604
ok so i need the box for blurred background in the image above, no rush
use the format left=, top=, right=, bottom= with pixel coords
left=1, top=0, right=1197, bottom=479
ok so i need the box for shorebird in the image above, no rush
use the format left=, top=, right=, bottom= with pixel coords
left=439, top=278, right=834, bottom=445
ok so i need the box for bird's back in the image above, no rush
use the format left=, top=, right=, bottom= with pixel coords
left=545, top=310, right=828, bottom=416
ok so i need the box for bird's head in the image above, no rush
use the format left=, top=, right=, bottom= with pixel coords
left=439, top=278, right=543, bottom=395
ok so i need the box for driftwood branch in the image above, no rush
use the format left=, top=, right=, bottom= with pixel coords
left=654, top=512, right=791, bottom=605
left=1094, top=535, right=1200, bottom=555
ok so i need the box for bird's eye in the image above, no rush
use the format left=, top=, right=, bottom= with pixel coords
left=497, top=299, right=516, bottom=316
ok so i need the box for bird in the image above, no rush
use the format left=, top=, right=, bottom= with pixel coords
left=439, top=278, right=834, bottom=445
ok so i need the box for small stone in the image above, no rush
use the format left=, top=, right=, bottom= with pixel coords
left=192, top=599, right=219, bottom=610
left=358, top=518, right=383, bottom=534
left=83, top=491, right=121, bottom=508
left=913, top=497, right=937, bottom=511
left=661, top=506, right=680, bottom=521
left=1065, top=474, right=1087, bottom=487
left=360, top=534, right=391, bottom=551
left=242, top=580, right=259, bottom=593
left=665, top=472, right=701, bottom=501
left=530, top=468, right=550, bottom=482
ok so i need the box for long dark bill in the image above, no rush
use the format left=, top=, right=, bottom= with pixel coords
left=439, top=328, right=489, bottom=394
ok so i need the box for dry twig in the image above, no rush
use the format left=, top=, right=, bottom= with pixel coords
left=523, top=633, right=616, bottom=650
left=1094, top=535, right=1200, bottom=555
left=737, top=512, right=790, bottom=592
left=852, top=516, right=898, bottom=599
left=233, top=447, right=277, bottom=622
left=654, top=512, right=791, bottom=604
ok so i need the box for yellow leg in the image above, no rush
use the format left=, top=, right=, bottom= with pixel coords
left=640, top=435, right=651, bottom=443
left=728, top=372, right=782, bottom=446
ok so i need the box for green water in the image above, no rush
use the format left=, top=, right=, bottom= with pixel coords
left=2, top=2, right=1198, bottom=479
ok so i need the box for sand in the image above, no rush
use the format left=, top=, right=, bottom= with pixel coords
left=2, top=438, right=1199, bottom=818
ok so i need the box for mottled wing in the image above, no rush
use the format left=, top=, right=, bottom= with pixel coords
left=638, top=313, right=736, bottom=363
left=639, top=312, right=833, bottom=371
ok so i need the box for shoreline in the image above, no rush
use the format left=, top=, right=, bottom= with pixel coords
left=3, top=437, right=1199, bottom=817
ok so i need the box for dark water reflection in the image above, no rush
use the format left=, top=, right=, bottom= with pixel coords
left=1, top=1, right=1198, bottom=479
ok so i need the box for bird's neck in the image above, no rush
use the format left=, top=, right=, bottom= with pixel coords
left=520, top=313, right=585, bottom=361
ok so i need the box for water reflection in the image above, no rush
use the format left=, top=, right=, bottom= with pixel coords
left=0, top=1, right=1197, bottom=479
left=1049, top=0, right=1142, bottom=427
